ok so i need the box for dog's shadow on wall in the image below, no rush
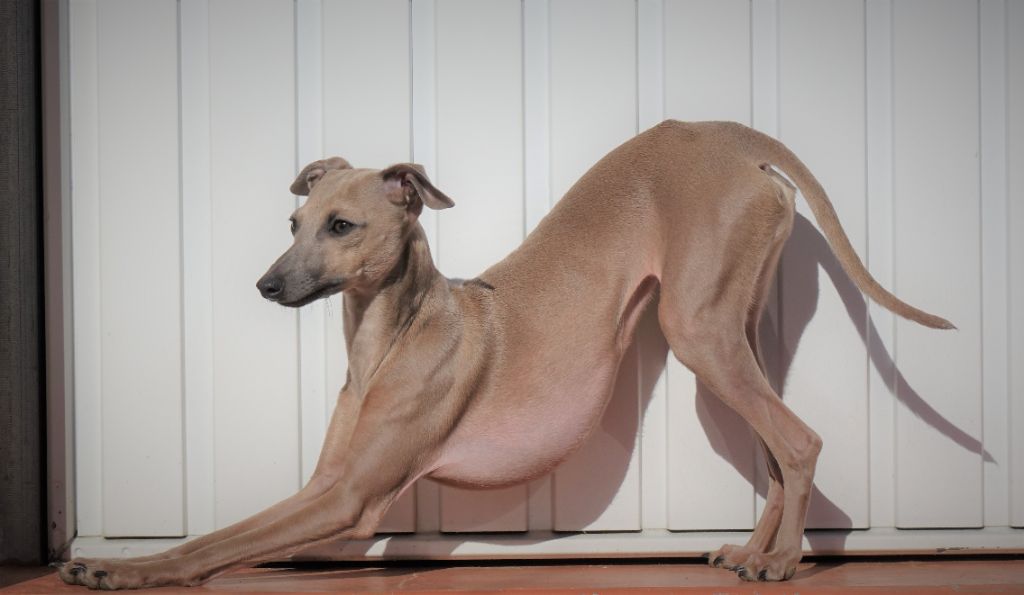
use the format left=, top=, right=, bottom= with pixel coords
left=327, top=213, right=989, bottom=565
left=683, top=214, right=990, bottom=550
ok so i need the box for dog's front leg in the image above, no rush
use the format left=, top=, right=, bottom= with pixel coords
left=58, top=477, right=388, bottom=590
left=62, top=382, right=446, bottom=590
left=59, top=386, right=365, bottom=587
left=58, top=476, right=335, bottom=580
left=68, top=481, right=392, bottom=590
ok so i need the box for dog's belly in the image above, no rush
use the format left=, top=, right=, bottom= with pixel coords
left=428, top=355, right=621, bottom=488
left=430, top=265, right=660, bottom=489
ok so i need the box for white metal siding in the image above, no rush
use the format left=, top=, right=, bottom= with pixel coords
left=68, top=0, right=1024, bottom=557
left=1010, top=0, right=1024, bottom=529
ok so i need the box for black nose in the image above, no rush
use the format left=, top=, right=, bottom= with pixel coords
left=257, top=276, right=283, bottom=300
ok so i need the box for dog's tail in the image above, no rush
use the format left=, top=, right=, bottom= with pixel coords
left=735, top=123, right=955, bottom=330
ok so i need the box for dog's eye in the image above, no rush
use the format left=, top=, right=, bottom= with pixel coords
left=330, top=218, right=353, bottom=236
left=289, top=218, right=297, bottom=235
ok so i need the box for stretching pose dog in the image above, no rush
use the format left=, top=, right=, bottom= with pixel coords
left=60, top=121, right=952, bottom=589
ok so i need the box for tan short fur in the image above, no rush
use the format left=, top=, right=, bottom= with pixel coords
left=59, top=121, right=951, bottom=589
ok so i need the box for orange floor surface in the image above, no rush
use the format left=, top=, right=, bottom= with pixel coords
left=3, top=558, right=1024, bottom=594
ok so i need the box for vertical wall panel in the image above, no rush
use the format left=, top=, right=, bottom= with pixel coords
left=523, top=0, right=551, bottom=235
left=1009, top=0, right=1024, bottom=529
left=322, top=0, right=417, bottom=534
left=434, top=0, right=524, bottom=279
left=549, top=0, right=641, bottom=531
left=553, top=345, right=642, bottom=530
left=96, top=0, right=184, bottom=537
left=778, top=0, right=868, bottom=529
left=181, top=0, right=216, bottom=536
left=439, top=497, right=525, bottom=535
left=322, top=0, right=412, bottom=171
left=865, top=0, right=896, bottom=530
left=434, top=0, right=527, bottom=532
left=893, top=0, right=982, bottom=528
left=411, top=0, right=440, bottom=257
left=751, top=0, right=779, bottom=136
left=209, top=0, right=300, bottom=528
left=664, top=0, right=751, bottom=122
left=523, top=0, right=554, bottom=531
left=69, top=0, right=102, bottom=537
left=409, top=0, right=443, bottom=534
left=980, top=0, right=1010, bottom=529
left=637, top=0, right=669, bottom=531
left=663, top=0, right=755, bottom=531
left=548, top=0, right=637, bottom=200
left=638, top=0, right=664, bottom=129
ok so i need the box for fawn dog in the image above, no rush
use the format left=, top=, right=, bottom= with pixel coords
left=60, top=120, right=951, bottom=589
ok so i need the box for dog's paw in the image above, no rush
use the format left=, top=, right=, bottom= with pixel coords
left=707, top=544, right=757, bottom=571
left=733, top=549, right=801, bottom=582
left=58, top=558, right=98, bottom=586
left=57, top=558, right=181, bottom=590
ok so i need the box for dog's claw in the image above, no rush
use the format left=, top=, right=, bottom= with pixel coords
left=712, top=555, right=725, bottom=568
left=736, top=566, right=750, bottom=581
left=758, top=569, right=768, bottom=581
left=69, top=564, right=85, bottom=576
left=93, top=570, right=108, bottom=578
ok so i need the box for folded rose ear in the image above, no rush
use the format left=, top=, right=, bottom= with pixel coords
left=381, top=163, right=455, bottom=213
left=290, top=157, right=352, bottom=195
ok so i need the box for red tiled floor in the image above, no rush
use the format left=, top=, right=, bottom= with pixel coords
left=4, top=558, right=1024, bottom=593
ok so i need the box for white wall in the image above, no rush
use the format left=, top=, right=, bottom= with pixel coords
left=67, top=0, right=1024, bottom=557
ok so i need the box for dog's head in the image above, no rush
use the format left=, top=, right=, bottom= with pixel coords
left=256, top=157, right=454, bottom=306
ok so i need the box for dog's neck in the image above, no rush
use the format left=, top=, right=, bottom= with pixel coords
left=341, top=223, right=448, bottom=394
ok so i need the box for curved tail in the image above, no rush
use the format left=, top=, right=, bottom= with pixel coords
left=736, top=124, right=955, bottom=330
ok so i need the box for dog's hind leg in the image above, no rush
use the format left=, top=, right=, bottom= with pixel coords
left=706, top=166, right=795, bottom=572
left=660, top=165, right=816, bottom=581
left=679, top=334, right=820, bottom=581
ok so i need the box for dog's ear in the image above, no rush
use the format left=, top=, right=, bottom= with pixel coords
left=381, top=163, right=455, bottom=213
left=290, top=157, right=352, bottom=195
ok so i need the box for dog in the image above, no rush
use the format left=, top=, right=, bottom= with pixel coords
left=58, top=120, right=952, bottom=589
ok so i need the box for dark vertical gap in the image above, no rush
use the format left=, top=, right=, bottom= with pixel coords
left=32, top=0, right=46, bottom=564
left=0, top=0, right=46, bottom=565
left=40, top=0, right=69, bottom=561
